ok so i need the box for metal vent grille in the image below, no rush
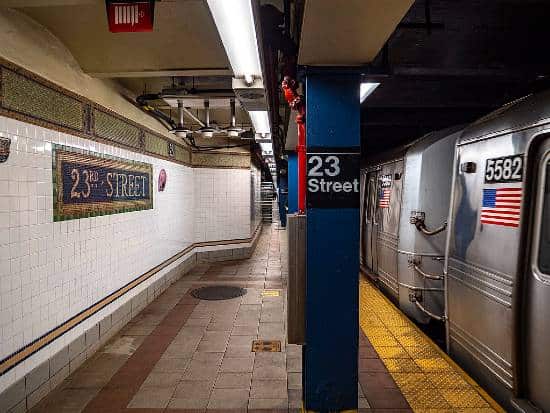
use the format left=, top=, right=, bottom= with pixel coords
left=2, top=69, right=84, bottom=131
left=174, top=144, right=190, bottom=163
left=144, top=131, right=168, bottom=157
left=93, top=109, right=141, bottom=149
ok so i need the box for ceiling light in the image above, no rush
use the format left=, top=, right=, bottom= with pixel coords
left=360, top=82, right=380, bottom=103
left=196, top=100, right=217, bottom=138
left=169, top=99, right=192, bottom=138
left=260, top=142, right=273, bottom=155
left=249, top=111, right=271, bottom=135
left=207, top=0, right=262, bottom=79
left=225, top=99, right=244, bottom=138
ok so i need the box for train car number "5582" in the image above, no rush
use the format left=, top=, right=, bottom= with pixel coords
left=484, top=154, right=524, bottom=183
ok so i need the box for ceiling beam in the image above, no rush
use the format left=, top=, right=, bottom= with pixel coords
left=298, top=0, right=414, bottom=65
left=90, top=68, right=233, bottom=79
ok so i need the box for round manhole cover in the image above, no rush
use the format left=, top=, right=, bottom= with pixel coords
left=190, top=285, right=247, bottom=301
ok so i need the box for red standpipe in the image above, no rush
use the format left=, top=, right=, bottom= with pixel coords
left=282, top=76, right=306, bottom=214
left=296, top=115, right=306, bottom=213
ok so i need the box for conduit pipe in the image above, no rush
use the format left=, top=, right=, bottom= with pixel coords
left=282, top=76, right=306, bottom=214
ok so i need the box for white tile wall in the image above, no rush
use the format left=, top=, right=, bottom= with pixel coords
left=193, top=168, right=252, bottom=242
left=0, top=115, right=252, bottom=383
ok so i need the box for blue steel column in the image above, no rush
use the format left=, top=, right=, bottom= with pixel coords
left=287, top=153, right=298, bottom=214
left=304, top=72, right=360, bottom=411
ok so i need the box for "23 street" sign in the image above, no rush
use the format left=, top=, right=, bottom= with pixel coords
left=306, top=147, right=360, bottom=209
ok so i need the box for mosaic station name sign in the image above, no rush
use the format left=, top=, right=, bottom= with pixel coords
left=53, top=145, right=153, bottom=221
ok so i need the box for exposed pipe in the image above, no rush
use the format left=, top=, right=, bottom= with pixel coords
left=297, top=116, right=306, bottom=213
left=205, top=99, right=210, bottom=127
left=417, top=222, right=447, bottom=236
left=136, top=93, right=177, bottom=130
left=230, top=99, right=237, bottom=128
left=398, top=282, right=444, bottom=292
left=413, top=264, right=444, bottom=280
left=226, top=99, right=244, bottom=137
left=196, top=99, right=217, bottom=138
left=415, top=301, right=445, bottom=322
left=182, top=106, right=205, bottom=127
left=410, top=214, right=448, bottom=236
left=178, top=100, right=185, bottom=127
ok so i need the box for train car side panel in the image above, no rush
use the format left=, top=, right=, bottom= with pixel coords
left=397, top=131, right=460, bottom=323
left=447, top=130, right=527, bottom=407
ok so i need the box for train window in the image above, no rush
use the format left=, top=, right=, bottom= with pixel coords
left=538, top=163, right=550, bottom=274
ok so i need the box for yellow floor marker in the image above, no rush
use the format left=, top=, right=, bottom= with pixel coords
left=359, top=279, right=505, bottom=413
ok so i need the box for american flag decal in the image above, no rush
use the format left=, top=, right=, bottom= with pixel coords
left=481, top=187, right=522, bottom=228
left=379, top=188, right=391, bottom=208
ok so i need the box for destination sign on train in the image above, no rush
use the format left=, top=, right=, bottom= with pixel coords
left=307, top=148, right=360, bottom=208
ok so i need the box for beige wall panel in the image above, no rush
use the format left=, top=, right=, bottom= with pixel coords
left=299, top=0, right=414, bottom=65
left=0, top=8, right=179, bottom=140
left=19, top=1, right=228, bottom=74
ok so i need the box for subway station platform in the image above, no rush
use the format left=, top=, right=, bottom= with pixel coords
left=359, top=282, right=503, bottom=413
left=22, top=225, right=502, bottom=413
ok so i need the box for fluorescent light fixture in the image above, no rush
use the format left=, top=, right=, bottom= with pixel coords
left=360, top=82, right=380, bottom=103
left=260, top=141, right=273, bottom=155
left=207, top=0, right=262, bottom=79
left=249, top=111, right=271, bottom=134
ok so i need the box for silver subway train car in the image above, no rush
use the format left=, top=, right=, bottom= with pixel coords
left=361, top=126, right=463, bottom=324
left=361, top=90, right=550, bottom=412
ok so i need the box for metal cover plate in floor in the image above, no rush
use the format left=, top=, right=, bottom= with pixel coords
left=190, top=286, right=246, bottom=300
left=252, top=340, right=281, bottom=352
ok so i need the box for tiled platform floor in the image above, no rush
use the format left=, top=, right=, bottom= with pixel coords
left=29, top=225, right=310, bottom=413
left=28, top=224, right=502, bottom=413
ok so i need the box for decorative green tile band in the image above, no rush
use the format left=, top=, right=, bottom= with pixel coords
left=2, top=68, right=84, bottom=131
left=52, top=144, right=153, bottom=221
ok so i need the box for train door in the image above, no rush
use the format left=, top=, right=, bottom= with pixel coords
left=376, top=161, right=404, bottom=299
left=524, top=138, right=550, bottom=412
left=365, top=171, right=379, bottom=273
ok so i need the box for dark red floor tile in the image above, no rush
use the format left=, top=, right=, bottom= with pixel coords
left=359, top=372, right=399, bottom=390
left=366, top=388, right=410, bottom=409
left=358, top=357, right=387, bottom=372
left=359, top=346, right=379, bottom=359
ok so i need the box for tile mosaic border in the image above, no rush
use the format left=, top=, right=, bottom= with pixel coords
left=0, top=58, right=252, bottom=170
left=51, top=144, right=154, bottom=221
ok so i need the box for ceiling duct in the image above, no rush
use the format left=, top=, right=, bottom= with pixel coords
left=169, top=99, right=192, bottom=138
left=196, top=100, right=217, bottom=138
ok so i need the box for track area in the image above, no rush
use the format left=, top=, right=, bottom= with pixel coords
left=359, top=279, right=504, bottom=412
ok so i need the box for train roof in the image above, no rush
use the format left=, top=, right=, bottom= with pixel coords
left=363, top=124, right=464, bottom=168
left=460, top=89, right=550, bottom=145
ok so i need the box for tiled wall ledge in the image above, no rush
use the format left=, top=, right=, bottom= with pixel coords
left=0, top=223, right=262, bottom=413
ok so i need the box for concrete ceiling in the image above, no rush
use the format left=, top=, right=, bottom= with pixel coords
left=298, top=0, right=414, bottom=66
left=360, top=0, right=550, bottom=155
left=2, top=0, right=253, bottom=133
left=13, top=0, right=230, bottom=77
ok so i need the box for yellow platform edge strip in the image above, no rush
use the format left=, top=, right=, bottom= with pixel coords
left=359, top=278, right=505, bottom=413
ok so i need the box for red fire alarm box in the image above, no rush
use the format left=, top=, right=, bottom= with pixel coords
left=106, top=0, right=155, bottom=33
